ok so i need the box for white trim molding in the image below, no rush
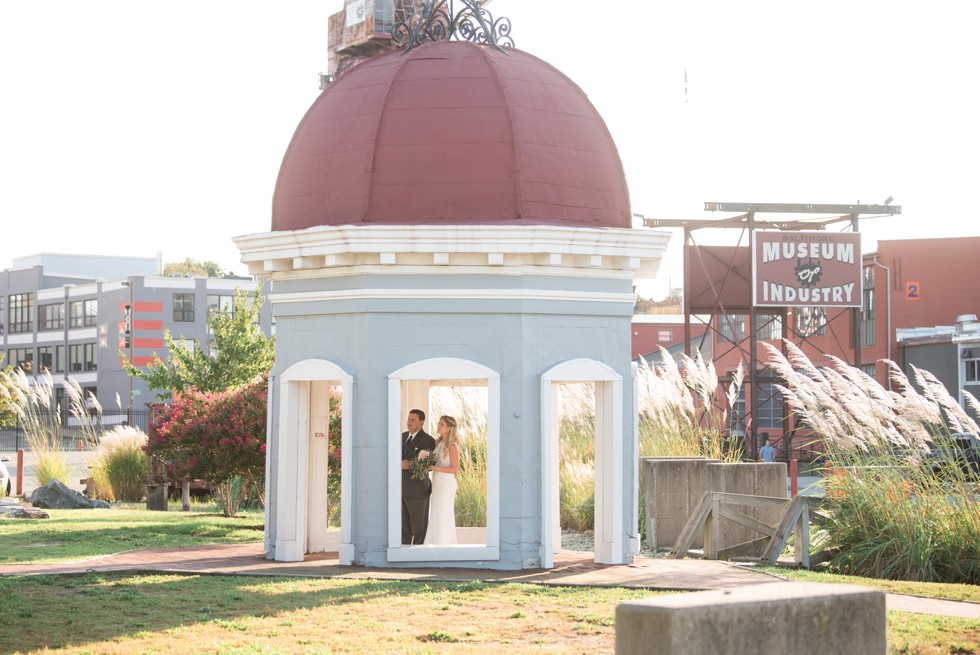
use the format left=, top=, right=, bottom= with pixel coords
left=274, top=359, right=355, bottom=564
left=235, top=224, right=669, bottom=280
left=540, top=359, right=624, bottom=568
left=269, top=287, right=637, bottom=307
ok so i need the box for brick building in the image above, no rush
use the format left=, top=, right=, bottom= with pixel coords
left=632, top=236, right=980, bottom=461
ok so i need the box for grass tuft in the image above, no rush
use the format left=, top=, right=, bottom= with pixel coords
left=89, top=425, right=149, bottom=502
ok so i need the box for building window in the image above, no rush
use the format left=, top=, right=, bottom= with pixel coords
left=173, top=293, right=195, bottom=322
left=756, top=380, right=784, bottom=429
left=206, top=294, right=233, bottom=317
left=8, top=348, right=33, bottom=374
left=860, top=265, right=875, bottom=347
left=729, top=384, right=746, bottom=436
left=719, top=314, right=746, bottom=343
left=8, top=293, right=34, bottom=333
left=174, top=337, right=198, bottom=356
left=657, top=328, right=673, bottom=343
left=69, top=344, right=83, bottom=372
left=84, top=343, right=98, bottom=371
left=0, top=296, right=4, bottom=334
left=39, top=303, right=65, bottom=331
left=38, top=345, right=65, bottom=374
left=753, top=314, right=782, bottom=340
left=69, top=299, right=98, bottom=328
left=967, top=358, right=980, bottom=384
left=66, top=343, right=98, bottom=372
left=965, top=357, right=980, bottom=422
left=796, top=306, right=828, bottom=337
left=83, top=386, right=98, bottom=411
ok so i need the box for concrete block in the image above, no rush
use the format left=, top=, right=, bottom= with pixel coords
left=641, top=458, right=718, bottom=549
left=616, top=582, right=886, bottom=655
left=706, top=462, right=787, bottom=551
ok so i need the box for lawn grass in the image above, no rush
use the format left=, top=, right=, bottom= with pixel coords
left=0, top=573, right=656, bottom=654
left=1, top=510, right=978, bottom=654
left=0, top=573, right=977, bottom=655
left=0, top=505, right=263, bottom=564
left=768, top=567, right=980, bottom=603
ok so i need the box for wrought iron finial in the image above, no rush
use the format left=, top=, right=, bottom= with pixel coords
left=392, top=0, right=514, bottom=55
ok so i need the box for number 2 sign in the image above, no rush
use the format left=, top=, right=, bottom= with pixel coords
left=906, top=281, right=920, bottom=301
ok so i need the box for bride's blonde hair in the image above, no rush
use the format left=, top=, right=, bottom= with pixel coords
left=437, top=415, right=458, bottom=450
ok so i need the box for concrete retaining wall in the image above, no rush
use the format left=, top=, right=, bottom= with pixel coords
left=616, top=582, right=887, bottom=655
left=642, top=459, right=786, bottom=552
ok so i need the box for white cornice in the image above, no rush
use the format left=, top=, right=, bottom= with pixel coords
left=234, top=224, right=669, bottom=279
left=269, top=287, right=637, bottom=306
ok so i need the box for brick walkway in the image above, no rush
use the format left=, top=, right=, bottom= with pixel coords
left=3, top=543, right=977, bottom=619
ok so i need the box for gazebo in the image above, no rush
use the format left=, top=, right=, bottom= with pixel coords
left=235, top=5, right=668, bottom=570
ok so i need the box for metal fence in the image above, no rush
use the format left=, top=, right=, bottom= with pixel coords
left=0, top=410, right=154, bottom=451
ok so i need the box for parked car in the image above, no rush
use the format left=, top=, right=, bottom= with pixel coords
left=0, top=456, right=11, bottom=496
left=925, top=432, right=980, bottom=478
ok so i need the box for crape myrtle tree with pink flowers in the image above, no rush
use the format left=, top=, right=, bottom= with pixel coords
left=123, top=286, right=275, bottom=516
left=148, top=377, right=268, bottom=515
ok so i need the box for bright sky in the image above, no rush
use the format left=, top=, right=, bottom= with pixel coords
left=2, top=1, right=978, bottom=299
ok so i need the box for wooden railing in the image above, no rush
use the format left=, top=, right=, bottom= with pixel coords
left=669, top=491, right=831, bottom=569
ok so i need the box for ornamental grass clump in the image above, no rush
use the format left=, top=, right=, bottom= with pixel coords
left=89, top=425, right=148, bottom=503
left=636, top=348, right=744, bottom=461
left=0, top=369, right=104, bottom=487
left=764, top=341, right=980, bottom=584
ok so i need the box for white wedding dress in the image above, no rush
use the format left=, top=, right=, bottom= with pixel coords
left=424, top=442, right=457, bottom=545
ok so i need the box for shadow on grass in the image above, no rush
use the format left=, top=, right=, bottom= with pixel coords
left=0, top=573, right=495, bottom=652
left=0, top=516, right=264, bottom=564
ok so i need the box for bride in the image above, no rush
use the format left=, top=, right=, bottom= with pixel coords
left=423, top=415, right=459, bottom=545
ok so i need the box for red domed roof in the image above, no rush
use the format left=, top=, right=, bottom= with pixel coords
left=272, top=41, right=631, bottom=232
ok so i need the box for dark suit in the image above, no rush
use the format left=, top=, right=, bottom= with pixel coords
left=401, top=429, right=436, bottom=544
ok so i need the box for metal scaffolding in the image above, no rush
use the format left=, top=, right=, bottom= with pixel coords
left=643, top=201, right=901, bottom=459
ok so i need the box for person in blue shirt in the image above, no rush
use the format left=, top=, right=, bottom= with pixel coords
left=760, top=438, right=776, bottom=463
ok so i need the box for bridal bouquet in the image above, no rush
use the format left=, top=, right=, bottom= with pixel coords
left=409, top=449, right=436, bottom=480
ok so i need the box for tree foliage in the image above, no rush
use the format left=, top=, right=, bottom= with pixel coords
left=0, top=357, right=18, bottom=427
left=163, top=258, right=226, bottom=278
left=123, top=286, right=274, bottom=400
left=147, top=376, right=267, bottom=516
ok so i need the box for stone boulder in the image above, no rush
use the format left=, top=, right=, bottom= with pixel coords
left=0, top=505, right=50, bottom=519
left=29, top=479, right=110, bottom=509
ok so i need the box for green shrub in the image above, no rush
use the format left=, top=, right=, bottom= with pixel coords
left=91, top=426, right=148, bottom=502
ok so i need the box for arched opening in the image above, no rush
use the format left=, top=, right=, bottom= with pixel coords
left=274, top=359, right=354, bottom=564
left=387, top=358, right=500, bottom=563
left=541, top=359, right=624, bottom=568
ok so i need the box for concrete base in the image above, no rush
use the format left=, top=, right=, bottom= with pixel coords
left=616, top=582, right=886, bottom=655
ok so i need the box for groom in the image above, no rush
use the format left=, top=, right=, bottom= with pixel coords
left=401, top=408, right=436, bottom=544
